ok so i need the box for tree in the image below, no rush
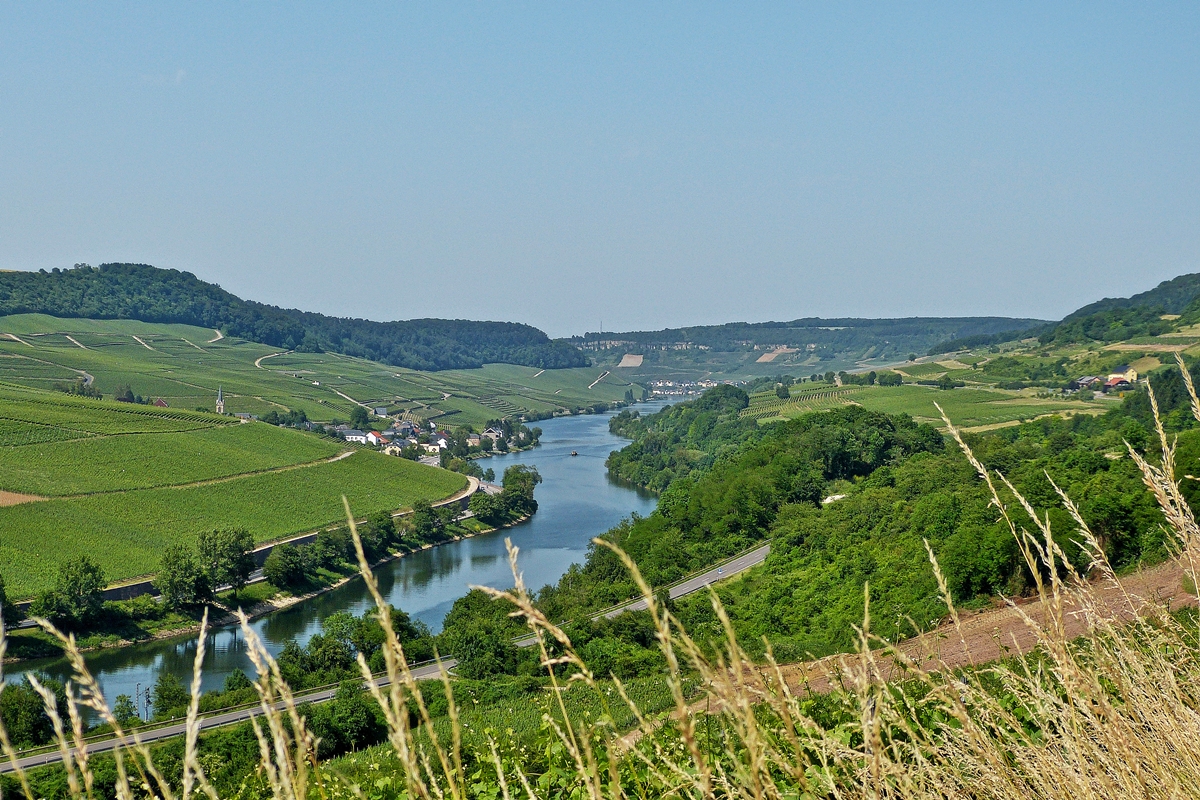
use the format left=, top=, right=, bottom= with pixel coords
left=224, top=669, right=254, bottom=693
left=51, top=556, right=106, bottom=625
left=500, top=464, right=542, bottom=516
left=312, top=528, right=352, bottom=569
left=776, top=384, right=790, bottom=400
left=112, top=694, right=140, bottom=725
left=441, top=618, right=518, bottom=679
left=349, top=405, right=371, bottom=430
left=878, top=371, right=903, bottom=386
left=0, top=572, right=22, bottom=627
left=263, top=543, right=307, bottom=589
left=468, top=491, right=504, bottom=525
left=410, top=498, right=444, bottom=542
left=155, top=545, right=204, bottom=609
left=198, top=528, right=256, bottom=599
left=0, top=677, right=64, bottom=747
left=151, top=673, right=190, bottom=720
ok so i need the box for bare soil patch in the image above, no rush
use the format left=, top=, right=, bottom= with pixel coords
left=617, top=354, right=644, bottom=368
left=0, top=490, right=45, bottom=506
left=756, top=347, right=798, bottom=363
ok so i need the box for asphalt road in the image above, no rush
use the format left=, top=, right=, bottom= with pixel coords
left=4, top=660, right=458, bottom=773
left=3, top=543, right=770, bottom=774
left=602, top=543, right=771, bottom=618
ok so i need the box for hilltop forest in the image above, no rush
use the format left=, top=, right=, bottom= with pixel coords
left=0, top=263, right=587, bottom=371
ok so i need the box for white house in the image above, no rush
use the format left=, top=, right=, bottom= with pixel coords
left=1108, top=365, right=1139, bottom=383
left=342, top=429, right=369, bottom=444
left=367, top=431, right=391, bottom=446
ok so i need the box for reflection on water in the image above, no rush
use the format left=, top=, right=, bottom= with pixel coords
left=11, top=401, right=669, bottom=709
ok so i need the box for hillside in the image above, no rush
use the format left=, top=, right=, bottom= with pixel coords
left=932, top=272, right=1200, bottom=352
left=0, top=381, right=467, bottom=598
left=0, top=314, right=634, bottom=426
left=573, top=316, right=1047, bottom=381
left=0, top=263, right=587, bottom=371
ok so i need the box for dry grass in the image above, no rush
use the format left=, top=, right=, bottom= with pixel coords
left=7, top=359, right=1200, bottom=798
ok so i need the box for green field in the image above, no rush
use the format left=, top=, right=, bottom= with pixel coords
left=745, top=383, right=1095, bottom=429
left=0, top=314, right=636, bottom=426
left=0, top=450, right=466, bottom=598
left=0, top=379, right=468, bottom=598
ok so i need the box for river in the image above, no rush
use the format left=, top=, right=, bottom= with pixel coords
left=10, top=401, right=668, bottom=715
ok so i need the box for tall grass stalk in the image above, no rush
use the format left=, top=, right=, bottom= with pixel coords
left=6, top=367, right=1200, bottom=798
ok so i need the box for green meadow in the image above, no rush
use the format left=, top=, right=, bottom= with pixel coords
left=0, top=379, right=467, bottom=598
left=745, top=383, right=1095, bottom=429
left=0, top=450, right=465, bottom=598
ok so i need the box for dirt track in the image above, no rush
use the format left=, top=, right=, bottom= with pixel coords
left=778, top=559, right=1192, bottom=694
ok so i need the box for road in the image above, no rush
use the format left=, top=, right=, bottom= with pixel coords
left=601, top=543, right=771, bottom=617
left=1, top=541, right=770, bottom=774
left=3, top=660, right=456, bottom=773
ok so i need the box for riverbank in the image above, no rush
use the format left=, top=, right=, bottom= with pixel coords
left=4, top=402, right=667, bottom=704
left=2, top=510, right=532, bottom=665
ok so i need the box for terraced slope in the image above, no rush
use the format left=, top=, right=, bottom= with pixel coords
left=0, top=314, right=635, bottom=426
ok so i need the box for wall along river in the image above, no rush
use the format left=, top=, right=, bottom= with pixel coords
left=10, top=401, right=669, bottom=717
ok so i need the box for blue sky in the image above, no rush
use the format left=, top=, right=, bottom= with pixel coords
left=1, top=4, right=1197, bottom=336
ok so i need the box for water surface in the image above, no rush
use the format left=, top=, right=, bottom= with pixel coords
left=12, top=402, right=668, bottom=716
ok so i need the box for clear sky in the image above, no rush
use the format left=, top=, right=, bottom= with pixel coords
left=1, top=4, right=1197, bottom=337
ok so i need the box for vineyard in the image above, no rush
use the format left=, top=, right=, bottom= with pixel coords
left=741, top=383, right=1095, bottom=429
left=0, top=449, right=467, bottom=598
left=0, top=314, right=636, bottom=425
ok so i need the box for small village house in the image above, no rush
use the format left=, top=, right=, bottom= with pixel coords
left=1108, top=365, right=1138, bottom=383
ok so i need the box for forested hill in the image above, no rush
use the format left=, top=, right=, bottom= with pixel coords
left=572, top=316, right=1046, bottom=365
left=1038, top=272, right=1200, bottom=346
left=0, top=264, right=587, bottom=371
left=932, top=271, right=1200, bottom=351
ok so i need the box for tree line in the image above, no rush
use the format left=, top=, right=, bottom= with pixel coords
left=0, top=263, right=588, bottom=371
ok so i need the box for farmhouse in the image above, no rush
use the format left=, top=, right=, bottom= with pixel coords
left=1068, top=376, right=1104, bottom=391
left=373, top=406, right=389, bottom=416
left=1105, top=377, right=1132, bottom=391
left=482, top=427, right=505, bottom=442
left=342, top=429, right=369, bottom=444
left=366, top=431, right=391, bottom=446
left=1108, top=365, right=1138, bottom=383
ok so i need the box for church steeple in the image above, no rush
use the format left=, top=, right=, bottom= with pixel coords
left=216, top=386, right=224, bottom=415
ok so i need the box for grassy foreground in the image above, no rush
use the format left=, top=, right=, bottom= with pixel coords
left=4, top=372, right=1200, bottom=799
